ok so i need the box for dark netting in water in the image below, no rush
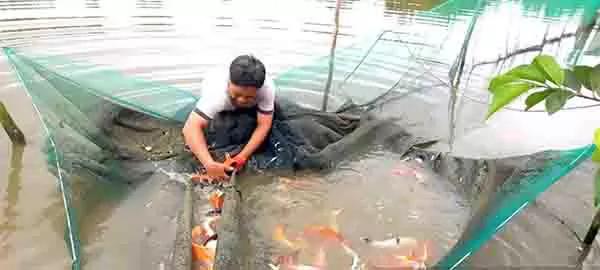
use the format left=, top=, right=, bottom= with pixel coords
left=3, top=46, right=436, bottom=270
left=3, top=2, right=599, bottom=266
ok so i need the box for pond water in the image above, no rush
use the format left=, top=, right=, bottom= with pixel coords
left=2, top=0, right=600, bottom=269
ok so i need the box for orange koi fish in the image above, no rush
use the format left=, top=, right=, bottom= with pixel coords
left=191, top=215, right=220, bottom=269
left=273, top=224, right=307, bottom=250
left=209, top=191, right=224, bottom=211
left=268, top=247, right=327, bottom=270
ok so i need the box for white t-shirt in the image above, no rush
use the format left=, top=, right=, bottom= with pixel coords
left=193, top=67, right=276, bottom=120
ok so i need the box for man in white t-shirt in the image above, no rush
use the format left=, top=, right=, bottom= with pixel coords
left=182, top=55, right=276, bottom=179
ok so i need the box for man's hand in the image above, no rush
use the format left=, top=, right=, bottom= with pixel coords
left=205, top=160, right=233, bottom=178
left=230, top=154, right=247, bottom=170
left=183, top=111, right=233, bottom=180
left=236, top=112, right=273, bottom=164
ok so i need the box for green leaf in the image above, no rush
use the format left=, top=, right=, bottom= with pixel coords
left=593, top=148, right=600, bottom=163
left=506, top=64, right=546, bottom=84
left=525, top=89, right=555, bottom=111
left=574, top=65, right=593, bottom=89
left=590, top=64, right=600, bottom=95
left=544, top=89, right=574, bottom=114
left=563, top=69, right=581, bottom=92
left=595, top=128, right=600, bottom=147
left=533, top=55, right=564, bottom=86
left=486, top=82, right=536, bottom=119
left=488, top=74, right=519, bottom=92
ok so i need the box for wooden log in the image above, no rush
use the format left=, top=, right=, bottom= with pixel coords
left=0, top=101, right=26, bottom=145
left=171, top=180, right=193, bottom=270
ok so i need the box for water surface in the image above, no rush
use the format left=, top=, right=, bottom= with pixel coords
left=2, top=0, right=600, bottom=269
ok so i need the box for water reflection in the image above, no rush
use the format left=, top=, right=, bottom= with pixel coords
left=0, top=0, right=55, bottom=11
left=0, top=145, right=24, bottom=259
left=137, top=0, right=163, bottom=9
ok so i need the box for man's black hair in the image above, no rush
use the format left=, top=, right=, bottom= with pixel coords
left=229, top=55, right=266, bottom=89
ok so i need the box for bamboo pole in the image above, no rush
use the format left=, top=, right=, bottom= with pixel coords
left=321, top=0, right=342, bottom=112
left=0, top=101, right=26, bottom=145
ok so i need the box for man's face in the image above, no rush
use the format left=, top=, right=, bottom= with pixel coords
left=228, top=81, right=258, bottom=109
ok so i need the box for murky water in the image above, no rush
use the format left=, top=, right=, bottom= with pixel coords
left=2, top=0, right=600, bottom=269
left=241, top=149, right=469, bottom=268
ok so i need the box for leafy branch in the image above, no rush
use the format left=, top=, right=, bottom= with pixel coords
left=485, top=55, right=600, bottom=170
left=486, top=55, right=600, bottom=117
left=484, top=54, right=600, bottom=266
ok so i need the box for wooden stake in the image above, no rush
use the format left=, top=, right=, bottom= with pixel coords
left=0, top=101, right=26, bottom=145
left=321, top=0, right=341, bottom=112
left=576, top=207, right=600, bottom=267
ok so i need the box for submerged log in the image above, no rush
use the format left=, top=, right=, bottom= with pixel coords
left=0, top=101, right=26, bottom=145
left=213, top=174, right=244, bottom=270
left=170, top=180, right=193, bottom=270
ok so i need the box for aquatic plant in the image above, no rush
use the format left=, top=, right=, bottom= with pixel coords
left=484, top=54, right=600, bottom=266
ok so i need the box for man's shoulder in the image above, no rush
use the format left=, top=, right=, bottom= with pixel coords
left=260, top=73, right=277, bottom=93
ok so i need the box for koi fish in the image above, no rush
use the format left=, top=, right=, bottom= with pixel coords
left=362, top=237, right=418, bottom=250
left=268, top=264, right=323, bottom=270
left=391, top=162, right=425, bottom=183
left=279, top=177, right=321, bottom=190
left=191, top=153, right=237, bottom=183
left=268, top=247, right=327, bottom=270
left=191, top=215, right=220, bottom=269
left=302, top=225, right=346, bottom=246
left=271, top=209, right=363, bottom=270
left=367, top=256, right=425, bottom=270
left=209, top=191, right=224, bottom=211
left=273, top=224, right=307, bottom=250
left=365, top=238, right=429, bottom=270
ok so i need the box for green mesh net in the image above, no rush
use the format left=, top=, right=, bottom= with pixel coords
left=3, top=1, right=600, bottom=269
left=5, top=45, right=596, bottom=269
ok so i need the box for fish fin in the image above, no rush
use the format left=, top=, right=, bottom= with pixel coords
left=274, top=224, right=303, bottom=249
left=314, top=246, right=326, bottom=268
left=329, top=209, right=343, bottom=232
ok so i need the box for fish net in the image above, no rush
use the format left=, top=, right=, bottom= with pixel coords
left=2, top=1, right=599, bottom=269
left=3, top=44, right=436, bottom=270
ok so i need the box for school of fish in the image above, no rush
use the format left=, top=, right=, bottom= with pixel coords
left=189, top=159, right=428, bottom=270
left=270, top=209, right=428, bottom=270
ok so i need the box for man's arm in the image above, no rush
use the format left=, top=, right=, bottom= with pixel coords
left=183, top=112, right=230, bottom=177
left=182, top=112, right=213, bottom=165
left=237, top=112, right=273, bottom=160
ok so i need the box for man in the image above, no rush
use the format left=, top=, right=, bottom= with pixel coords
left=182, top=55, right=275, bottom=179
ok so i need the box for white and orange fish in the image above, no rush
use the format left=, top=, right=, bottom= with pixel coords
left=270, top=209, right=364, bottom=270
left=268, top=246, right=327, bottom=270
left=191, top=193, right=223, bottom=270
left=364, top=237, right=429, bottom=270
left=391, top=162, right=425, bottom=183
